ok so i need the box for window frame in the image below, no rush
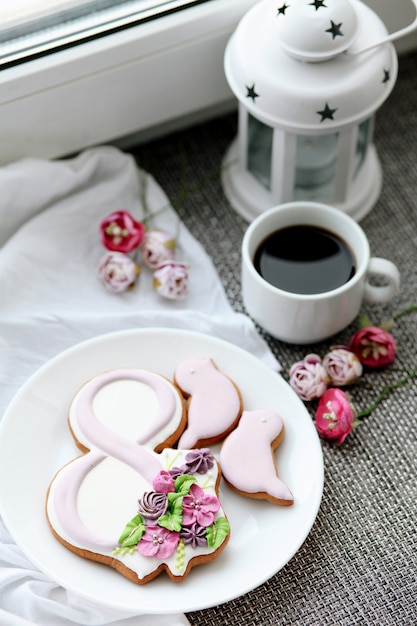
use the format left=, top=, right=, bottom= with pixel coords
left=0, top=0, right=258, bottom=164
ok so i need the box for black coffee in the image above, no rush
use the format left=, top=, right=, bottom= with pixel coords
left=254, top=225, right=355, bottom=295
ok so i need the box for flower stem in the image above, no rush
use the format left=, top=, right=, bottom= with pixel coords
left=392, top=304, right=417, bottom=322
left=356, top=369, right=417, bottom=419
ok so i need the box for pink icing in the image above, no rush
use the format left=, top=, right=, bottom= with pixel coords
left=219, top=409, right=293, bottom=503
left=50, top=369, right=181, bottom=550
left=73, top=369, right=179, bottom=448
left=175, top=358, right=241, bottom=448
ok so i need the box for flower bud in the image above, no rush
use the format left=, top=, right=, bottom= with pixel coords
left=141, top=229, right=175, bottom=269
left=289, top=354, right=329, bottom=401
left=315, top=388, right=358, bottom=444
left=100, top=210, right=145, bottom=253
left=153, top=261, right=189, bottom=300
left=98, top=251, right=140, bottom=292
left=349, top=326, right=396, bottom=368
left=322, top=347, right=363, bottom=386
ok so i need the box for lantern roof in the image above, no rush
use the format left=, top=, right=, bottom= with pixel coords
left=224, top=0, right=398, bottom=131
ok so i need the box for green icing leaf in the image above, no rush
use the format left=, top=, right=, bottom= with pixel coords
left=158, top=496, right=183, bottom=532
left=167, top=490, right=183, bottom=507
left=174, top=474, right=197, bottom=494
left=118, top=514, right=146, bottom=548
left=206, top=517, right=230, bottom=549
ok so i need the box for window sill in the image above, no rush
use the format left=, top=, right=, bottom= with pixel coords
left=0, top=0, right=258, bottom=165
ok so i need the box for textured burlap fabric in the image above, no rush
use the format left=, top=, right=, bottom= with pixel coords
left=131, top=51, right=417, bottom=626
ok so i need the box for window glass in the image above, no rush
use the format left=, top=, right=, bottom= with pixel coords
left=247, top=113, right=273, bottom=191
left=294, top=133, right=338, bottom=200
left=0, top=0, right=208, bottom=67
left=354, top=117, right=374, bottom=178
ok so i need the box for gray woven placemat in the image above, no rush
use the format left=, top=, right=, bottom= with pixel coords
left=131, top=51, right=417, bottom=626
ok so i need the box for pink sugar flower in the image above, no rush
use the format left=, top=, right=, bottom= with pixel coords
left=141, top=229, right=176, bottom=269
left=182, top=483, right=220, bottom=527
left=137, top=526, right=180, bottom=559
left=153, top=470, right=175, bottom=494
left=100, top=210, right=145, bottom=253
left=349, top=326, right=396, bottom=368
left=289, top=354, right=330, bottom=401
left=315, top=388, right=358, bottom=445
left=322, top=347, right=363, bottom=386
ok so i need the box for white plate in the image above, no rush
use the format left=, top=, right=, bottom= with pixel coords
left=0, top=328, right=323, bottom=614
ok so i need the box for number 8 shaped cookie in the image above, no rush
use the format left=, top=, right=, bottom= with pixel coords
left=46, top=369, right=230, bottom=584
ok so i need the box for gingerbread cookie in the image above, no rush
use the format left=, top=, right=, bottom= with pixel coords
left=219, top=409, right=293, bottom=506
left=46, top=368, right=230, bottom=584
left=174, top=357, right=242, bottom=449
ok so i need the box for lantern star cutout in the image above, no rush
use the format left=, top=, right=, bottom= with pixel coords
left=325, top=21, right=344, bottom=39
left=317, top=103, right=337, bottom=122
left=246, top=84, right=260, bottom=102
left=309, top=0, right=327, bottom=10
left=277, top=3, right=289, bottom=16
left=382, top=68, right=390, bottom=84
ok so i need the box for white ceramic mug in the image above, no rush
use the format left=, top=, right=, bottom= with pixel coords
left=241, top=202, right=400, bottom=344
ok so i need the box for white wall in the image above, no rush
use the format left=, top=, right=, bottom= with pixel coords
left=364, top=0, right=417, bottom=53
left=0, top=0, right=415, bottom=165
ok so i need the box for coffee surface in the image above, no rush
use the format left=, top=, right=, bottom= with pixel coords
left=254, top=225, right=355, bottom=295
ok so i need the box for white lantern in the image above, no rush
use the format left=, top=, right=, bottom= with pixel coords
left=222, top=0, right=417, bottom=221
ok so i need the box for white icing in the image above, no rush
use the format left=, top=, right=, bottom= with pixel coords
left=47, top=369, right=229, bottom=583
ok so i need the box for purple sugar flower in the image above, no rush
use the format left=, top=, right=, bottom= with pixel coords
left=180, top=522, right=208, bottom=548
left=185, top=449, right=215, bottom=474
left=137, top=491, right=168, bottom=523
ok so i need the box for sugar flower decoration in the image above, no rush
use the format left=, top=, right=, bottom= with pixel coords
left=113, top=450, right=230, bottom=563
left=153, top=470, right=175, bottom=494
left=137, top=492, right=168, bottom=523
left=98, top=251, right=140, bottom=292
left=137, top=526, right=180, bottom=559
left=182, top=483, right=220, bottom=527
left=184, top=449, right=215, bottom=475
left=180, top=522, right=208, bottom=548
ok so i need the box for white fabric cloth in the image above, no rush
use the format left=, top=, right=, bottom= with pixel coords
left=0, top=146, right=279, bottom=626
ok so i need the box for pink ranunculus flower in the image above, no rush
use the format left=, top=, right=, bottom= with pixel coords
left=315, top=388, right=358, bottom=444
left=100, top=210, right=145, bottom=253
left=289, top=354, right=330, bottom=401
left=322, top=347, right=363, bottom=386
left=97, top=251, right=140, bottom=292
left=141, top=229, right=176, bottom=269
left=153, top=261, right=189, bottom=300
left=349, top=326, right=397, bottom=368
left=182, top=483, right=220, bottom=528
left=137, top=526, right=180, bottom=559
left=152, top=470, right=175, bottom=494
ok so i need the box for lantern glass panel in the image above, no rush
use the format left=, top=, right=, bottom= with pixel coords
left=294, top=134, right=339, bottom=201
left=354, top=117, right=374, bottom=178
left=247, top=113, right=273, bottom=190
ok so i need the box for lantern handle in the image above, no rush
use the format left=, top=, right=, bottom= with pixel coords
left=349, top=1, right=417, bottom=55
